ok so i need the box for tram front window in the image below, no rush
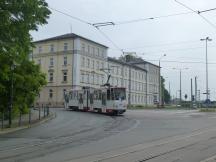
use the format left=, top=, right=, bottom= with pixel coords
left=113, top=88, right=126, bottom=100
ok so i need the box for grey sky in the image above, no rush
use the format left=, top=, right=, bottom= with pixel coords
left=31, top=0, right=216, bottom=100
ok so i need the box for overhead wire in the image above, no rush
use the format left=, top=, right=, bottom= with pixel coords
left=95, top=27, right=123, bottom=52
left=48, top=6, right=92, bottom=25
left=135, top=45, right=216, bottom=56
left=122, top=40, right=201, bottom=50
left=174, top=0, right=216, bottom=29
left=141, top=59, right=216, bottom=65
left=115, top=11, right=194, bottom=25
left=49, top=6, right=123, bottom=52
left=49, top=5, right=216, bottom=57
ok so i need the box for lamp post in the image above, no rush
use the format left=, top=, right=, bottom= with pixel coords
left=200, top=37, right=212, bottom=102
left=173, top=68, right=189, bottom=105
left=159, top=54, right=166, bottom=107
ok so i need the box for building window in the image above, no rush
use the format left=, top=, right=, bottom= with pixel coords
left=102, top=49, right=105, bottom=58
left=97, top=48, right=100, bottom=56
left=38, top=59, right=41, bottom=65
left=82, top=43, right=85, bottom=52
left=96, top=61, right=99, bottom=70
left=63, top=56, right=67, bottom=66
left=90, top=74, right=94, bottom=84
left=81, top=73, right=85, bottom=83
left=97, top=74, right=99, bottom=85
left=50, top=58, right=54, bottom=66
left=63, top=71, right=67, bottom=82
left=92, top=60, right=95, bottom=69
left=86, top=74, right=89, bottom=83
left=64, top=43, right=68, bottom=51
left=39, top=46, right=42, bottom=53
left=81, top=57, right=85, bottom=67
left=50, top=44, right=54, bottom=52
left=88, top=45, right=90, bottom=54
left=63, top=89, right=66, bottom=97
left=87, top=58, right=90, bottom=68
left=125, top=69, right=127, bottom=76
left=92, top=47, right=95, bottom=55
left=49, top=72, right=53, bottom=82
left=49, top=89, right=53, bottom=98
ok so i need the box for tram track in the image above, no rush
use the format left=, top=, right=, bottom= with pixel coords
left=0, top=111, right=135, bottom=162
left=64, top=123, right=216, bottom=162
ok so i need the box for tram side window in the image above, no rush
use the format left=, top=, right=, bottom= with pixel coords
left=98, top=91, right=102, bottom=100
left=79, top=94, right=83, bottom=104
left=90, top=93, right=94, bottom=104
left=102, top=93, right=106, bottom=105
left=107, top=89, right=111, bottom=100
left=107, top=89, right=114, bottom=100
left=94, top=90, right=99, bottom=100
left=111, top=89, right=115, bottom=100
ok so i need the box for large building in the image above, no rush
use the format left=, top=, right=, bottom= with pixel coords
left=32, top=33, right=159, bottom=107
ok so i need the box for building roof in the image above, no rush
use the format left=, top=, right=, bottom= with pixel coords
left=108, top=57, right=147, bottom=72
left=33, top=33, right=108, bottom=48
left=131, top=60, right=160, bottom=68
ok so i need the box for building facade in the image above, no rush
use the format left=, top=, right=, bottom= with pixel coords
left=32, top=33, right=159, bottom=107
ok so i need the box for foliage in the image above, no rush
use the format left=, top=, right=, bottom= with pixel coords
left=161, top=76, right=171, bottom=104
left=0, top=0, right=50, bottom=115
left=200, top=108, right=216, bottom=112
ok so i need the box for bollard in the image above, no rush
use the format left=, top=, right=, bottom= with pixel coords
left=39, top=106, right=41, bottom=120
left=1, top=111, right=4, bottom=130
left=19, top=111, right=22, bottom=126
left=29, top=107, right=31, bottom=124
left=47, top=106, right=50, bottom=116
left=44, top=105, right=46, bottom=117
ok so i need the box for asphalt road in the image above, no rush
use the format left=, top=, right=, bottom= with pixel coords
left=1, top=109, right=216, bottom=162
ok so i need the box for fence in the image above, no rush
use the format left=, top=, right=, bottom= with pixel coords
left=0, top=105, right=50, bottom=130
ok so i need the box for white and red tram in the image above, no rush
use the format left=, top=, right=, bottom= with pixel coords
left=64, top=86, right=127, bottom=115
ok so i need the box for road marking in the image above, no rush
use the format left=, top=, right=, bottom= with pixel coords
left=200, top=155, right=216, bottom=162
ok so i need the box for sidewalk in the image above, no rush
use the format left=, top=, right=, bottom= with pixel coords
left=0, top=108, right=55, bottom=134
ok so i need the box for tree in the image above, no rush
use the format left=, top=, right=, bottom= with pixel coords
left=161, top=76, right=171, bottom=104
left=0, top=0, right=50, bottom=118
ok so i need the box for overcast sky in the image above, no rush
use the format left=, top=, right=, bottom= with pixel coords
left=31, top=0, right=216, bottom=101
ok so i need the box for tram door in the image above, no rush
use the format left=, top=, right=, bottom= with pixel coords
left=83, top=89, right=89, bottom=110
left=101, top=91, right=107, bottom=113
left=89, top=92, right=94, bottom=111
left=78, top=92, right=83, bottom=110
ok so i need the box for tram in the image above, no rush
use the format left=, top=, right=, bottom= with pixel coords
left=64, top=86, right=127, bottom=115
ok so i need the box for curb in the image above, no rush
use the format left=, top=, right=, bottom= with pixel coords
left=0, top=112, right=56, bottom=135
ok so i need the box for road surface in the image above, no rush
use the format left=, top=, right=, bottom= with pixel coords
left=1, top=109, right=216, bottom=162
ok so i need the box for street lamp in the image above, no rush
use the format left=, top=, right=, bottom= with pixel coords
left=200, top=37, right=212, bottom=102
left=172, top=67, right=189, bottom=105
left=159, top=54, right=166, bottom=106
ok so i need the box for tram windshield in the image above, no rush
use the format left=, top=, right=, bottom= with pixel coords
left=107, top=88, right=126, bottom=100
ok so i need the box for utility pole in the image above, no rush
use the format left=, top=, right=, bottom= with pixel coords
left=200, top=37, right=212, bottom=102
left=180, top=69, right=182, bottom=104
left=191, top=78, right=193, bottom=107
left=169, top=81, right=171, bottom=102
left=128, top=65, right=131, bottom=106
left=195, top=76, right=197, bottom=104
left=158, top=54, right=166, bottom=107
left=172, top=68, right=189, bottom=106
